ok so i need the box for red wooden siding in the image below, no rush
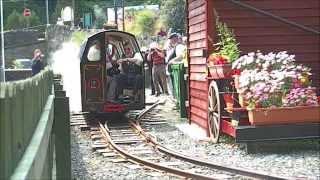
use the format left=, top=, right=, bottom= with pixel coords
left=187, top=0, right=209, bottom=133
left=211, top=0, right=320, bottom=92
left=187, top=0, right=320, bottom=134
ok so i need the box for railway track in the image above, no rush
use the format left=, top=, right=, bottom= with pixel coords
left=70, top=103, right=288, bottom=180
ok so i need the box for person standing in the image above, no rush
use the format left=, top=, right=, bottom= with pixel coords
left=31, top=49, right=45, bottom=76
left=165, top=33, right=180, bottom=96
left=142, top=47, right=156, bottom=95
left=147, top=42, right=168, bottom=96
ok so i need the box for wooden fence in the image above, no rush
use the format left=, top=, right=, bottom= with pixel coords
left=0, top=68, right=71, bottom=179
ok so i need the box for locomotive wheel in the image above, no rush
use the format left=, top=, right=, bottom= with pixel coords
left=208, top=81, right=221, bottom=143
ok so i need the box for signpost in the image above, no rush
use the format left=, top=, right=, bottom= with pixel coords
left=23, top=8, right=31, bottom=17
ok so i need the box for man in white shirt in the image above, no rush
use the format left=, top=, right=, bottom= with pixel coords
left=116, top=46, right=143, bottom=102
left=87, top=41, right=101, bottom=61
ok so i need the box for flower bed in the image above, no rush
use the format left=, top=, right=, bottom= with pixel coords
left=232, top=51, right=319, bottom=125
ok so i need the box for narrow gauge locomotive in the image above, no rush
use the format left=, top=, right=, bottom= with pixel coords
left=80, top=30, right=145, bottom=113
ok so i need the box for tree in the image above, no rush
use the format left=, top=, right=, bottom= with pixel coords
left=19, top=11, right=41, bottom=28
left=160, top=0, right=186, bottom=34
left=5, top=10, right=21, bottom=30
left=5, top=10, right=41, bottom=30
left=131, top=9, right=157, bottom=36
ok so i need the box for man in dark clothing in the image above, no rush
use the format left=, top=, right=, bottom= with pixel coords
left=142, top=48, right=156, bottom=95
left=31, top=49, right=44, bottom=76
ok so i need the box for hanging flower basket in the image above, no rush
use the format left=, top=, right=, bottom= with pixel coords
left=248, top=106, right=320, bottom=125
left=208, top=64, right=232, bottom=79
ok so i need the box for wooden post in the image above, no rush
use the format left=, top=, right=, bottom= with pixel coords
left=11, top=83, right=25, bottom=169
left=0, top=85, right=13, bottom=179
left=54, top=88, right=71, bottom=180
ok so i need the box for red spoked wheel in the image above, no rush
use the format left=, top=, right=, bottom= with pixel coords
left=208, top=81, right=221, bottom=143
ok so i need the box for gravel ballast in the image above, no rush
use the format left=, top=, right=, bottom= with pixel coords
left=71, top=95, right=320, bottom=179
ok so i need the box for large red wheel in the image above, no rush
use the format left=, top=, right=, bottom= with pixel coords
left=208, top=81, right=221, bottom=143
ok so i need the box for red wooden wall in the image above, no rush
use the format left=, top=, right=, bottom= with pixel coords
left=187, top=0, right=211, bottom=133
left=187, top=0, right=320, bottom=134
left=212, top=0, right=320, bottom=92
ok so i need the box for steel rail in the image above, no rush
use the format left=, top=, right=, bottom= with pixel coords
left=99, top=122, right=218, bottom=180
left=130, top=122, right=288, bottom=180
left=135, top=99, right=165, bottom=120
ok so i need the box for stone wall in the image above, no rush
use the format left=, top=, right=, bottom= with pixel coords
left=5, top=69, right=32, bottom=81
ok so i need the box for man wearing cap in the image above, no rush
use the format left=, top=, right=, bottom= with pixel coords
left=165, top=32, right=183, bottom=96
left=147, top=42, right=168, bottom=96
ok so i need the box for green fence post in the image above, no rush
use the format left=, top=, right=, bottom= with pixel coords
left=54, top=90, right=71, bottom=180
left=0, top=84, right=9, bottom=179
left=0, top=84, right=13, bottom=179
left=178, top=63, right=187, bottom=118
left=11, top=82, right=25, bottom=170
left=23, top=80, right=33, bottom=152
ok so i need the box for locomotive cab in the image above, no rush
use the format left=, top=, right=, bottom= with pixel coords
left=80, top=30, right=145, bottom=113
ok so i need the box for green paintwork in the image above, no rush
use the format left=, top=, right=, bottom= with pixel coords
left=0, top=68, right=71, bottom=180
left=171, top=63, right=187, bottom=118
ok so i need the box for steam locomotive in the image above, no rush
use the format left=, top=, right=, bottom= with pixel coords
left=80, top=30, right=145, bottom=114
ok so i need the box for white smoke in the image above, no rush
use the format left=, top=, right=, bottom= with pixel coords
left=51, top=41, right=82, bottom=113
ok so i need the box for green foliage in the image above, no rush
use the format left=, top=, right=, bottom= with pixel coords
left=71, top=31, right=89, bottom=45
left=5, top=10, right=41, bottom=30
left=215, top=20, right=240, bottom=63
left=5, top=10, right=21, bottom=29
left=13, top=60, right=24, bottom=69
left=160, top=0, right=186, bottom=34
left=259, top=93, right=283, bottom=108
left=132, top=10, right=157, bottom=36
left=20, top=11, right=41, bottom=27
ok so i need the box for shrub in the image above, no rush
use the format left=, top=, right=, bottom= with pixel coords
left=5, top=10, right=41, bottom=30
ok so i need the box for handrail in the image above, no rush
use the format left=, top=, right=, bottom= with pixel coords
left=226, top=0, right=320, bottom=35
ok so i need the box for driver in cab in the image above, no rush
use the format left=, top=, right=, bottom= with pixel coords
left=116, top=46, right=143, bottom=102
